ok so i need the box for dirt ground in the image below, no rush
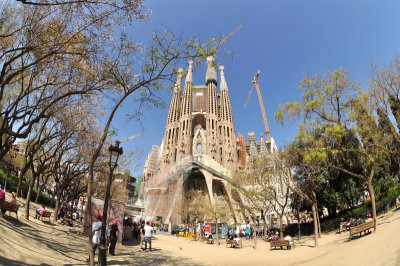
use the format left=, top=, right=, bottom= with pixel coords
left=1, top=192, right=400, bottom=266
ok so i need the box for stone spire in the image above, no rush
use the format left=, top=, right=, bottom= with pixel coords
left=206, top=56, right=217, bottom=86
left=162, top=68, right=183, bottom=164
left=219, top=65, right=234, bottom=123
left=259, top=133, right=268, bottom=154
left=219, top=65, right=228, bottom=91
left=185, top=60, right=193, bottom=83
left=218, top=65, right=237, bottom=168
left=248, top=132, right=258, bottom=156
left=177, top=60, right=194, bottom=159
left=174, top=68, right=183, bottom=92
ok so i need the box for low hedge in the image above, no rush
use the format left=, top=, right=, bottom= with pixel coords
left=286, top=184, right=400, bottom=236
left=0, top=167, right=55, bottom=207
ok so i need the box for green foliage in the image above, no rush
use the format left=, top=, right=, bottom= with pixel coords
left=135, top=175, right=142, bottom=197
left=286, top=184, right=400, bottom=236
left=0, top=167, right=55, bottom=207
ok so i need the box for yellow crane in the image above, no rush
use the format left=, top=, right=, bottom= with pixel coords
left=245, top=70, right=271, bottom=143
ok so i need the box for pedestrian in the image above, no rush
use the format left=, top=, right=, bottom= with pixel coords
left=144, top=221, right=152, bottom=251
left=87, top=214, right=109, bottom=262
left=0, top=187, right=5, bottom=206
left=140, top=221, right=145, bottom=250
left=109, top=220, right=119, bottom=256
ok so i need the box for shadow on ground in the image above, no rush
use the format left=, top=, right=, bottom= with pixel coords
left=108, top=249, right=203, bottom=266
left=0, top=256, right=32, bottom=266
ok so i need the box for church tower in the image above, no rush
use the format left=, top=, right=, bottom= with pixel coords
left=218, top=65, right=237, bottom=169
left=162, top=68, right=182, bottom=164
left=205, top=56, right=219, bottom=161
left=176, top=60, right=194, bottom=160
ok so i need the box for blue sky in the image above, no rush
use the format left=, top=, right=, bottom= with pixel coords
left=111, top=0, right=400, bottom=176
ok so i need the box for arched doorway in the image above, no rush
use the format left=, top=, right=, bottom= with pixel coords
left=183, top=168, right=211, bottom=223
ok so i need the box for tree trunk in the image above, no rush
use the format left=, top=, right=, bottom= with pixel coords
left=35, top=185, right=42, bottom=204
left=279, top=212, right=284, bottom=239
left=315, top=202, right=321, bottom=238
left=312, top=202, right=318, bottom=247
left=297, top=208, right=301, bottom=241
left=85, top=89, right=133, bottom=266
left=25, top=176, right=36, bottom=220
left=53, top=197, right=61, bottom=222
left=367, top=167, right=377, bottom=231
left=16, top=166, right=28, bottom=198
left=215, top=219, right=219, bottom=245
left=252, top=217, right=257, bottom=249
left=261, top=210, right=267, bottom=238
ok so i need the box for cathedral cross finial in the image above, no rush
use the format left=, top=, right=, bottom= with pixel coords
left=185, top=60, right=193, bottom=83
left=219, top=65, right=228, bottom=91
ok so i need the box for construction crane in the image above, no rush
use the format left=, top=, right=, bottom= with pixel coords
left=244, top=70, right=271, bottom=143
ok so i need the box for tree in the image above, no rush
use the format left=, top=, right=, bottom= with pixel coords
left=276, top=68, right=388, bottom=231
left=281, top=137, right=324, bottom=247
left=229, top=153, right=292, bottom=244
left=0, top=0, right=147, bottom=160
left=185, top=190, right=233, bottom=245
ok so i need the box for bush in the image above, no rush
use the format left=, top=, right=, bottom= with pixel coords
left=0, top=166, right=55, bottom=207
left=287, top=184, right=400, bottom=236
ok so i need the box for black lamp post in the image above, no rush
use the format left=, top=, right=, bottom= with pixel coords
left=98, top=141, right=123, bottom=266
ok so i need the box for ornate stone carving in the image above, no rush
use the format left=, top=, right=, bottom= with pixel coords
left=211, top=133, right=217, bottom=153
left=179, top=139, right=185, bottom=154
left=193, top=126, right=206, bottom=156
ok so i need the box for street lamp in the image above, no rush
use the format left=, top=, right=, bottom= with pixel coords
left=98, top=141, right=123, bottom=266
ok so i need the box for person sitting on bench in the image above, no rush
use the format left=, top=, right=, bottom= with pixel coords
left=271, top=232, right=279, bottom=241
left=1, top=192, right=17, bottom=214
left=0, top=187, right=5, bottom=207
left=284, top=235, right=293, bottom=246
left=35, top=205, right=46, bottom=219
left=233, top=233, right=241, bottom=247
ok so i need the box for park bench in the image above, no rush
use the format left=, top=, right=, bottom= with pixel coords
left=226, top=239, right=241, bottom=248
left=38, top=211, right=52, bottom=221
left=1, top=202, right=19, bottom=219
left=200, top=235, right=209, bottom=243
left=349, top=220, right=374, bottom=240
left=270, top=240, right=291, bottom=250
left=190, top=233, right=200, bottom=241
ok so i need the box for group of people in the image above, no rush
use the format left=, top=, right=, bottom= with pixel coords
left=238, top=228, right=254, bottom=239
left=88, top=215, right=121, bottom=262
left=57, top=201, right=84, bottom=226
left=89, top=215, right=155, bottom=261
left=338, top=213, right=374, bottom=233
left=0, top=188, right=17, bottom=214
left=227, top=230, right=241, bottom=246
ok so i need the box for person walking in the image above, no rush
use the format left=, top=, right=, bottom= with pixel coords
left=87, top=214, right=109, bottom=262
left=109, top=220, right=119, bottom=256
left=144, top=221, right=152, bottom=251
left=140, top=221, right=145, bottom=250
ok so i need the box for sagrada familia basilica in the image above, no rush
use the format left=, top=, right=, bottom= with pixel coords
left=141, top=57, right=278, bottom=224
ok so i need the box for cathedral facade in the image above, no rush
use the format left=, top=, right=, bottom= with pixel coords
left=141, top=57, right=277, bottom=224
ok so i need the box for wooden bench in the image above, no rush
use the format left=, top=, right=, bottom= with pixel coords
left=270, top=240, right=291, bottom=250
left=190, top=233, right=200, bottom=241
left=1, top=202, right=19, bottom=219
left=39, top=211, right=52, bottom=221
left=349, top=220, right=374, bottom=240
left=226, top=239, right=241, bottom=248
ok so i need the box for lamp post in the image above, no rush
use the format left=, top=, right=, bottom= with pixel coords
left=98, top=141, right=123, bottom=266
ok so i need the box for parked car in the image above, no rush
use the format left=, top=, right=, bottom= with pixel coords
left=171, top=227, right=185, bottom=235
